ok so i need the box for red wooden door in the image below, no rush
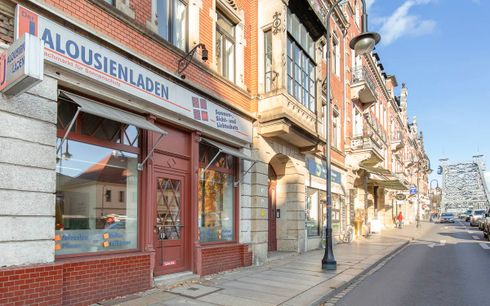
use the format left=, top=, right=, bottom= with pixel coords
left=268, top=179, right=277, bottom=252
left=153, top=172, right=189, bottom=275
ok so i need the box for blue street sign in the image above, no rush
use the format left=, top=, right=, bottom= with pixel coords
left=410, top=186, right=417, bottom=195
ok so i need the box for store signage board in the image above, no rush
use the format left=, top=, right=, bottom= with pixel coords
left=0, top=33, right=44, bottom=96
left=306, top=157, right=342, bottom=184
left=15, top=5, right=252, bottom=143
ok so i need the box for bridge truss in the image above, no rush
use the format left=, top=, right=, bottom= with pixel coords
left=440, top=156, right=490, bottom=212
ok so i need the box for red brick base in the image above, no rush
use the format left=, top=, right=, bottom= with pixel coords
left=0, top=252, right=151, bottom=306
left=196, top=243, right=252, bottom=276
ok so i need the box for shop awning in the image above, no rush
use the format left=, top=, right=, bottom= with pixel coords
left=57, top=91, right=167, bottom=171
left=200, top=137, right=256, bottom=187
left=59, top=91, right=166, bottom=135
left=360, top=165, right=410, bottom=191
left=200, top=137, right=255, bottom=162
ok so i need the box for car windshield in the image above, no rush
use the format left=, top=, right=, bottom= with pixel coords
left=441, top=213, right=453, bottom=217
left=474, top=211, right=484, bottom=215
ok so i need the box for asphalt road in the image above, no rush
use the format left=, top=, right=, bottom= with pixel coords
left=335, top=220, right=490, bottom=306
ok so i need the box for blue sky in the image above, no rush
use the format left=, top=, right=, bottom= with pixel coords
left=365, top=0, right=490, bottom=185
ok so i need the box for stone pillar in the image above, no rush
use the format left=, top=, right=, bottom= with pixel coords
left=249, top=160, right=269, bottom=265
left=0, top=76, right=58, bottom=266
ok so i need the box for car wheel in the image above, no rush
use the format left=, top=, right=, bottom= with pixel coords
left=484, top=232, right=488, bottom=238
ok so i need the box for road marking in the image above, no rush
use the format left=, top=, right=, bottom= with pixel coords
left=428, top=240, right=446, bottom=248
left=479, top=243, right=490, bottom=250
left=444, top=226, right=448, bottom=229
left=473, top=235, right=480, bottom=240
left=468, top=231, right=474, bottom=234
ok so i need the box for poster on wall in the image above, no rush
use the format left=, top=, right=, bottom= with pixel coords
left=14, top=5, right=252, bottom=143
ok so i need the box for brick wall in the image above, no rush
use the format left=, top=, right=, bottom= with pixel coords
left=0, top=253, right=151, bottom=306
left=0, top=264, right=63, bottom=306
left=39, top=0, right=254, bottom=113
left=197, top=243, right=252, bottom=276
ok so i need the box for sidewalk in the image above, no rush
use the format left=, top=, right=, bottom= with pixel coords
left=95, top=223, right=432, bottom=306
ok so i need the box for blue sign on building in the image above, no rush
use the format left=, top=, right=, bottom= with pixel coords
left=410, top=185, right=417, bottom=195
left=306, top=158, right=341, bottom=184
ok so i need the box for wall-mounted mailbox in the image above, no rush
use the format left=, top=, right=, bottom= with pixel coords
left=276, top=209, right=281, bottom=219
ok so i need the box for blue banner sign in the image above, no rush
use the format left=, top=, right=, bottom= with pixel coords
left=306, top=157, right=341, bottom=184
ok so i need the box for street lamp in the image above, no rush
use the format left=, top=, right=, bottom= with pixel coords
left=322, top=0, right=381, bottom=271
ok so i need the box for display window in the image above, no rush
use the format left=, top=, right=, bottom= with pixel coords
left=198, top=143, right=236, bottom=242
left=54, top=98, right=140, bottom=255
left=306, top=188, right=325, bottom=237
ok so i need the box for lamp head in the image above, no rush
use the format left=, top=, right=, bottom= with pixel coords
left=349, top=32, right=381, bottom=55
left=201, top=47, right=209, bottom=62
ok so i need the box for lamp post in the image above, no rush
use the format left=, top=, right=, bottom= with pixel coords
left=322, top=0, right=380, bottom=270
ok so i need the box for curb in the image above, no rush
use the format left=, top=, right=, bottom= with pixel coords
left=310, top=240, right=410, bottom=306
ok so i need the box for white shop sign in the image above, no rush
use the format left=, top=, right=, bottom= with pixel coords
left=15, top=5, right=252, bottom=142
left=0, top=33, right=43, bottom=96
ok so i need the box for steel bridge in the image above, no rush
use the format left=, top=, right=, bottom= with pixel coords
left=440, top=156, right=490, bottom=212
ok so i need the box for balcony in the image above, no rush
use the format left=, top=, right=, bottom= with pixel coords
left=391, top=131, right=405, bottom=151
left=351, top=66, right=377, bottom=109
left=347, top=116, right=386, bottom=167
left=258, top=93, right=321, bottom=150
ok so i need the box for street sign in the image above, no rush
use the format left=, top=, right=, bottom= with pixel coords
left=396, top=193, right=406, bottom=200
left=410, top=186, right=417, bottom=195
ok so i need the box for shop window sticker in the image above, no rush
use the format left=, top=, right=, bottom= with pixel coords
left=192, top=96, right=209, bottom=122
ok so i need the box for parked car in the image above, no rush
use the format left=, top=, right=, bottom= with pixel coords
left=482, top=209, right=490, bottom=239
left=438, top=212, right=455, bottom=223
left=469, top=209, right=486, bottom=226
left=460, top=210, right=472, bottom=220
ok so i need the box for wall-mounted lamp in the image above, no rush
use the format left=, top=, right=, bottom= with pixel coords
left=177, top=43, right=208, bottom=79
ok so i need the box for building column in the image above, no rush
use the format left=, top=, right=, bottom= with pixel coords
left=0, top=76, right=58, bottom=266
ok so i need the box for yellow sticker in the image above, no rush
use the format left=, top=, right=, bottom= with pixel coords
left=54, top=235, right=61, bottom=241
left=261, top=210, right=265, bottom=217
left=55, top=244, right=61, bottom=250
left=103, top=233, right=109, bottom=239
left=102, top=241, right=110, bottom=248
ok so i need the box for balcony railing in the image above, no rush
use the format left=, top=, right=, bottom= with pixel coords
left=352, top=66, right=377, bottom=100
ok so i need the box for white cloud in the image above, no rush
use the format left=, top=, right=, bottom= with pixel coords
left=366, top=0, right=376, bottom=9
left=377, top=0, right=436, bottom=45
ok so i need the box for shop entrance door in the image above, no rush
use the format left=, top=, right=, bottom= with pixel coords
left=154, top=172, right=189, bottom=275
left=268, top=165, right=277, bottom=252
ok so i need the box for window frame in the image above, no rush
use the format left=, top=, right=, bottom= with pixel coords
left=54, top=96, right=142, bottom=259
left=155, top=0, right=189, bottom=51
left=287, top=36, right=316, bottom=112
left=198, top=143, right=240, bottom=244
left=216, top=9, right=236, bottom=83
left=264, top=29, right=273, bottom=93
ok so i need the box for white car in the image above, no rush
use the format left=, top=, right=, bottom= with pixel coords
left=470, top=209, right=486, bottom=226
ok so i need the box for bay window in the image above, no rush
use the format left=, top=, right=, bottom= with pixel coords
left=156, top=0, right=187, bottom=51
left=287, top=10, right=316, bottom=112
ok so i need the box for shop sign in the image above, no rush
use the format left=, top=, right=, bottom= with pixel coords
left=14, top=5, right=252, bottom=143
left=396, top=193, right=406, bottom=200
left=306, top=157, right=342, bottom=184
left=0, top=33, right=43, bottom=96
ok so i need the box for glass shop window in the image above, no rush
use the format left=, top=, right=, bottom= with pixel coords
left=55, top=99, right=139, bottom=255
left=306, top=188, right=323, bottom=237
left=198, top=143, right=236, bottom=242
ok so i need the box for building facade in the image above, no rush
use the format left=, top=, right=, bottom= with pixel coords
left=0, top=0, right=430, bottom=305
